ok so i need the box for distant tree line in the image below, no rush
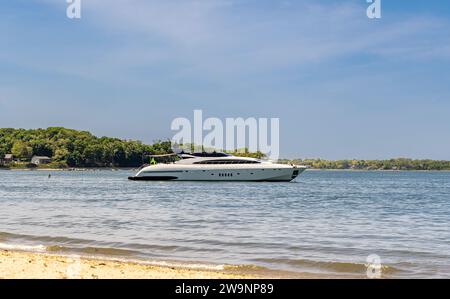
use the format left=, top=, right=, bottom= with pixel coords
left=225, top=149, right=266, bottom=159
left=0, top=127, right=172, bottom=167
left=1, top=127, right=449, bottom=170
left=279, top=158, right=450, bottom=171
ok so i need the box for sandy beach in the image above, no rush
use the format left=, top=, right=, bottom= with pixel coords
left=0, top=249, right=260, bottom=279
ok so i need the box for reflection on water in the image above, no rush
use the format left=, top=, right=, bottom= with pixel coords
left=0, top=169, right=449, bottom=278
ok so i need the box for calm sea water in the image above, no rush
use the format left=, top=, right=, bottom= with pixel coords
left=0, top=169, right=449, bottom=278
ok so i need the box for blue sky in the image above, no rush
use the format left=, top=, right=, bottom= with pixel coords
left=1, top=0, right=450, bottom=159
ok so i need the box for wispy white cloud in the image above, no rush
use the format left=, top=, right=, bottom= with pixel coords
left=27, top=0, right=450, bottom=83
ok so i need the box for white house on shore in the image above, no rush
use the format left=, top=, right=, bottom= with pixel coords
left=4, top=154, right=14, bottom=162
left=1, top=154, right=14, bottom=166
left=31, top=156, right=52, bottom=165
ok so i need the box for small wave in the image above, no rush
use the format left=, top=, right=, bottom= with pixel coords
left=0, top=242, right=47, bottom=252
left=254, top=258, right=400, bottom=274
left=82, top=256, right=227, bottom=271
left=0, top=231, right=90, bottom=245
left=123, top=243, right=184, bottom=252
left=181, top=238, right=282, bottom=249
left=0, top=240, right=226, bottom=272
left=224, top=264, right=268, bottom=271
left=0, top=231, right=16, bottom=239
left=135, top=259, right=226, bottom=271
left=0, top=231, right=188, bottom=254
left=46, top=245, right=139, bottom=256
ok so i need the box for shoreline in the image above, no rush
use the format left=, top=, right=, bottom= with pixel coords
left=0, top=249, right=338, bottom=279
left=0, top=249, right=357, bottom=279
left=1, top=167, right=136, bottom=171
left=0, top=249, right=262, bottom=279
left=0, top=231, right=365, bottom=279
left=1, top=167, right=449, bottom=172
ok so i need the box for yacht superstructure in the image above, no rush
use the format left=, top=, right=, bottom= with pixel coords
left=128, top=152, right=306, bottom=182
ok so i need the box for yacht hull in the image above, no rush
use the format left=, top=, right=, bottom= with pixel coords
left=128, top=165, right=305, bottom=182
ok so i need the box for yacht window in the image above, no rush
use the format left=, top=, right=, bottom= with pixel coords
left=193, top=160, right=260, bottom=165
left=190, top=152, right=231, bottom=158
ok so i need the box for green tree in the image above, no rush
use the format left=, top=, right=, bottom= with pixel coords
left=53, top=148, right=69, bottom=162
left=11, top=141, right=33, bottom=160
left=31, top=140, right=53, bottom=157
left=83, top=144, right=104, bottom=166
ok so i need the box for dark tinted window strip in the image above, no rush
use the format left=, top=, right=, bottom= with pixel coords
left=193, top=160, right=260, bottom=165
left=142, top=170, right=184, bottom=174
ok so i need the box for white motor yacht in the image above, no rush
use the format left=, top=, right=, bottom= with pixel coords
left=128, top=152, right=306, bottom=182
